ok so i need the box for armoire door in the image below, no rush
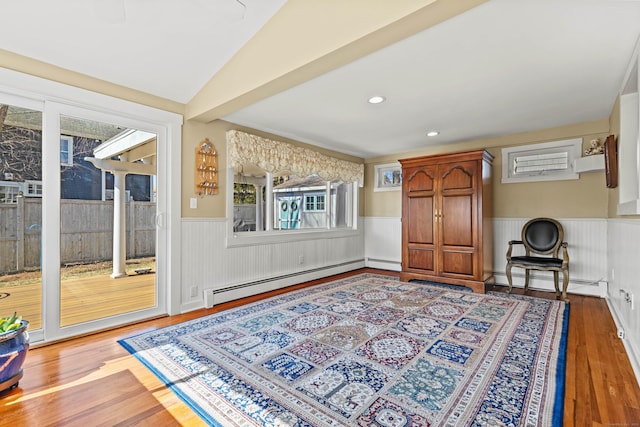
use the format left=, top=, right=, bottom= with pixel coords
left=402, top=164, right=437, bottom=274
left=438, top=160, right=478, bottom=278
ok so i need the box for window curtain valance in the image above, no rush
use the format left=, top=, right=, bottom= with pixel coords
left=226, top=130, right=364, bottom=186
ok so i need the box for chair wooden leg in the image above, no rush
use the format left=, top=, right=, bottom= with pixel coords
left=506, top=264, right=514, bottom=294
left=524, top=269, right=530, bottom=293
left=553, top=271, right=560, bottom=297
left=561, top=270, right=570, bottom=303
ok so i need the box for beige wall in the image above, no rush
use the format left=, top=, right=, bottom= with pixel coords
left=364, top=119, right=612, bottom=219
left=182, top=119, right=365, bottom=218
left=0, top=49, right=619, bottom=222
left=182, top=120, right=228, bottom=218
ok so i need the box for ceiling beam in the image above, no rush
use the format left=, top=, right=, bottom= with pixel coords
left=185, top=0, right=488, bottom=123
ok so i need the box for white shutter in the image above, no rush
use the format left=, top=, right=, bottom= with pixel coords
left=514, top=152, right=569, bottom=173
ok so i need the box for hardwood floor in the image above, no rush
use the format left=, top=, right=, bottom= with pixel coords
left=1, top=269, right=638, bottom=426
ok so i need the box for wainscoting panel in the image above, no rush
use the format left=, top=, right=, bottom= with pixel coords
left=364, top=216, right=607, bottom=297
left=180, top=218, right=365, bottom=312
left=364, top=217, right=402, bottom=271
left=607, top=219, right=640, bottom=384
left=493, top=218, right=608, bottom=297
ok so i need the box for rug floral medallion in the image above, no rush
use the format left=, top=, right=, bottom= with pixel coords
left=120, top=274, right=569, bottom=427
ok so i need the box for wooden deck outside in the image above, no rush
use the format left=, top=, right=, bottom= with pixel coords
left=0, top=272, right=156, bottom=329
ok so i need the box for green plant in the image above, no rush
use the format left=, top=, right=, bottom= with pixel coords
left=0, top=313, right=22, bottom=333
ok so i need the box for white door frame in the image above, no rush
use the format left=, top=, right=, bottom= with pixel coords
left=0, top=68, right=182, bottom=343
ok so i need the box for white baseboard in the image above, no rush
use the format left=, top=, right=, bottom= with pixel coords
left=606, top=298, right=640, bottom=388
left=181, top=260, right=365, bottom=312
left=493, top=272, right=606, bottom=298
left=366, top=258, right=401, bottom=271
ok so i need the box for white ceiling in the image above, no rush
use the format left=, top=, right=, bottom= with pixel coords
left=224, top=0, right=640, bottom=158
left=2, top=0, right=640, bottom=159
left=0, top=0, right=286, bottom=103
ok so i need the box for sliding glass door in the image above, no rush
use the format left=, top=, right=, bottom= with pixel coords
left=0, top=67, right=181, bottom=343
left=0, top=98, right=44, bottom=336
left=57, top=114, right=158, bottom=328
left=42, top=103, right=167, bottom=340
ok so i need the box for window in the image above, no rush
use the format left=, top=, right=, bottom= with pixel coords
left=305, top=193, right=325, bottom=212
left=60, top=136, right=73, bottom=166
left=25, top=180, right=42, bottom=197
left=226, top=130, right=362, bottom=243
left=233, top=180, right=259, bottom=232
left=374, top=163, right=402, bottom=192
left=502, top=138, right=581, bottom=183
left=0, top=182, right=21, bottom=204
left=232, top=172, right=353, bottom=233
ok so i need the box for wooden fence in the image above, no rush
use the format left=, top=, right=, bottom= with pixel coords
left=0, top=197, right=156, bottom=274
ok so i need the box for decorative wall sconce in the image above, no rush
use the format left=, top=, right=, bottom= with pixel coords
left=195, top=138, right=218, bottom=195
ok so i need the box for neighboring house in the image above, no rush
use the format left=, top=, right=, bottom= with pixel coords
left=273, top=175, right=348, bottom=230
left=0, top=123, right=41, bottom=203
left=0, top=123, right=152, bottom=203
left=232, top=175, right=352, bottom=231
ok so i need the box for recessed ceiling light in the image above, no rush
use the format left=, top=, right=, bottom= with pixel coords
left=427, top=131, right=440, bottom=137
left=368, top=95, right=386, bottom=104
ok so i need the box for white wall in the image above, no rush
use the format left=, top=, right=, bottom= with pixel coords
left=607, top=219, right=640, bottom=382
left=364, top=216, right=608, bottom=297
left=180, top=218, right=365, bottom=312
left=364, top=216, right=402, bottom=271
left=492, top=218, right=608, bottom=297
left=189, top=216, right=609, bottom=302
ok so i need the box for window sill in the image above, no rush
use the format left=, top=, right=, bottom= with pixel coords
left=225, top=227, right=361, bottom=248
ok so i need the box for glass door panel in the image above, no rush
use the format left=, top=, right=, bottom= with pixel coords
left=0, top=103, right=43, bottom=331
left=58, top=114, right=157, bottom=327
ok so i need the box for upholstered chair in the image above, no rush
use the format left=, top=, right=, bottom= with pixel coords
left=506, top=217, right=570, bottom=302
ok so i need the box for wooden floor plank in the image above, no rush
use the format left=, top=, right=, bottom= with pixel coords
left=1, top=269, right=638, bottom=426
left=0, top=272, right=155, bottom=329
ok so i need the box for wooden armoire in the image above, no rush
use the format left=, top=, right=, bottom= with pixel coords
left=399, top=150, right=494, bottom=293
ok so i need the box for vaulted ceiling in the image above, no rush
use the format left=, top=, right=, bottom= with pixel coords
left=1, top=0, right=639, bottom=159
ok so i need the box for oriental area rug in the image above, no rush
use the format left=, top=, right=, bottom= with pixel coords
left=119, top=273, right=569, bottom=427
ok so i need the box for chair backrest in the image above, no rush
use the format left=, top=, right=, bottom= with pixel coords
left=521, top=217, right=564, bottom=256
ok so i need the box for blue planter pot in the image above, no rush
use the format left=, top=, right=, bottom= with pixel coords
left=0, top=320, right=29, bottom=395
